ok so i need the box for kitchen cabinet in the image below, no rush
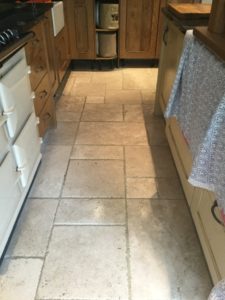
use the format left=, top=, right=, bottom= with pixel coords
left=25, top=16, right=56, bottom=137
left=64, top=0, right=96, bottom=59
left=119, top=0, right=160, bottom=59
left=156, top=3, right=225, bottom=285
left=155, top=17, right=184, bottom=114
left=55, top=26, right=70, bottom=82
left=191, top=189, right=225, bottom=284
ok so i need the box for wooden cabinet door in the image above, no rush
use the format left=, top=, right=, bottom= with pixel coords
left=55, top=27, right=70, bottom=82
left=42, top=11, right=58, bottom=95
left=119, top=0, right=160, bottom=59
left=64, top=0, right=95, bottom=59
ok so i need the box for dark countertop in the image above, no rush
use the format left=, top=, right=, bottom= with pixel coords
left=162, top=7, right=209, bottom=33
left=0, top=3, right=53, bottom=64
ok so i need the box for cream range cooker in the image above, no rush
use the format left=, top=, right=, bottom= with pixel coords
left=0, top=47, right=42, bottom=259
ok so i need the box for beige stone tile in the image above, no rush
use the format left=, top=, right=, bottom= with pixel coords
left=29, top=145, right=71, bottom=198
left=106, top=78, right=123, bottom=90
left=56, top=104, right=83, bottom=122
left=82, top=103, right=123, bottom=122
left=125, top=146, right=156, bottom=177
left=92, top=70, right=122, bottom=83
left=62, top=160, right=125, bottom=198
left=86, top=96, right=105, bottom=103
left=37, top=226, right=128, bottom=300
left=123, top=69, right=152, bottom=90
left=105, top=90, right=142, bottom=104
left=151, top=146, right=178, bottom=178
left=56, top=95, right=85, bottom=111
left=141, top=89, right=156, bottom=103
left=55, top=198, right=126, bottom=225
left=124, top=104, right=144, bottom=122
left=70, top=71, right=93, bottom=83
left=146, top=120, right=168, bottom=146
left=62, top=77, right=75, bottom=96
left=44, top=122, right=78, bottom=145
left=75, top=122, right=148, bottom=145
left=0, top=258, right=43, bottom=300
left=157, top=178, right=185, bottom=199
left=142, top=103, right=163, bottom=122
left=127, top=199, right=212, bottom=300
left=6, top=199, right=58, bottom=257
left=71, top=145, right=124, bottom=160
left=127, top=178, right=158, bottom=199
left=71, top=82, right=106, bottom=97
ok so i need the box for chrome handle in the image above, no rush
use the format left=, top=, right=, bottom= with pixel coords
left=3, top=106, right=15, bottom=116
left=211, top=200, right=224, bottom=227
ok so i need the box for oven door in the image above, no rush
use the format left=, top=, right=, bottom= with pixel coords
left=0, top=53, right=33, bottom=139
left=12, top=113, right=41, bottom=188
left=0, top=115, right=8, bottom=162
left=0, top=151, right=21, bottom=256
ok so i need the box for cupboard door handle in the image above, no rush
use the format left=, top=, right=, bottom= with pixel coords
left=211, top=200, right=224, bottom=227
left=163, top=25, right=169, bottom=46
left=36, top=66, right=45, bottom=73
left=43, top=112, right=51, bottom=121
left=39, top=90, right=48, bottom=99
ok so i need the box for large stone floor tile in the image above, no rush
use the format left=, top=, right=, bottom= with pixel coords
left=75, top=122, right=148, bottom=145
left=157, top=178, right=185, bottom=199
left=127, top=178, right=158, bottom=198
left=141, top=89, right=156, bottom=104
left=125, top=146, right=156, bottom=177
left=6, top=199, right=58, bottom=258
left=55, top=198, right=126, bottom=225
left=56, top=95, right=85, bottom=111
left=71, top=82, right=106, bottom=97
left=71, top=145, right=123, bottom=160
left=123, top=70, right=152, bottom=90
left=127, top=199, right=212, bottom=300
left=146, top=119, right=168, bottom=145
left=37, top=226, right=128, bottom=300
left=62, top=160, right=125, bottom=198
left=151, top=146, right=178, bottom=178
left=44, top=122, right=78, bottom=145
left=29, top=146, right=71, bottom=198
left=105, top=90, right=142, bottom=104
left=124, top=104, right=144, bottom=122
left=86, top=96, right=105, bottom=103
left=0, top=258, right=43, bottom=300
left=82, top=103, right=123, bottom=122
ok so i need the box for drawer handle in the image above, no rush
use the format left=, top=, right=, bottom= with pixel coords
left=35, top=66, right=45, bottom=73
left=3, top=106, right=15, bottom=116
left=39, top=90, right=48, bottom=99
left=43, top=112, right=51, bottom=121
left=211, top=200, right=224, bottom=227
left=32, top=38, right=40, bottom=46
left=163, top=25, right=169, bottom=46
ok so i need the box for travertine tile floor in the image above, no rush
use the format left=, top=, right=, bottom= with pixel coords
left=0, top=68, right=212, bottom=300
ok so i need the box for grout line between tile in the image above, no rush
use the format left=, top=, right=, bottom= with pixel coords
left=123, top=146, right=132, bottom=300
left=34, top=198, right=61, bottom=300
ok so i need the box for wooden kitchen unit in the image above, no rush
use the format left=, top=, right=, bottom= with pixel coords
left=63, top=0, right=201, bottom=62
left=25, top=13, right=57, bottom=137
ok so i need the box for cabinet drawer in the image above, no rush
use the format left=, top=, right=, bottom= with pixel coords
left=166, top=118, right=194, bottom=205
left=34, top=73, right=51, bottom=116
left=26, top=22, right=48, bottom=90
left=38, top=97, right=55, bottom=137
left=0, top=117, right=8, bottom=162
left=0, top=152, right=21, bottom=254
left=193, top=190, right=225, bottom=282
left=13, top=113, right=41, bottom=188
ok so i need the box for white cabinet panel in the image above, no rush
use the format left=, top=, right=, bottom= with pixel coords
left=13, top=113, right=41, bottom=188
left=0, top=57, right=33, bottom=139
left=0, top=116, right=8, bottom=162
left=0, top=152, right=21, bottom=251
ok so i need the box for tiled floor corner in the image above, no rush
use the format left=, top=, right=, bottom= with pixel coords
left=0, top=68, right=212, bottom=300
